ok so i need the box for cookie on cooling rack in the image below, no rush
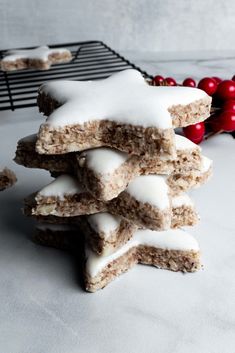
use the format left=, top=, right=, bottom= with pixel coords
left=1, top=46, right=72, bottom=71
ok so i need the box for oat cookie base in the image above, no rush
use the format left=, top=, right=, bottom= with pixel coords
left=85, top=246, right=201, bottom=292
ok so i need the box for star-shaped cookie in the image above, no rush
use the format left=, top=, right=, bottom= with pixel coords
left=1, top=46, right=72, bottom=71
left=85, top=227, right=201, bottom=291
left=36, top=69, right=211, bottom=157
left=33, top=223, right=201, bottom=292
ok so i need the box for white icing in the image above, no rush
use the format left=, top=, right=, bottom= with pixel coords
left=200, top=156, right=212, bottom=173
left=126, top=174, right=169, bottom=209
left=83, top=148, right=127, bottom=175
left=2, top=46, right=70, bottom=62
left=175, top=134, right=201, bottom=151
left=85, top=228, right=199, bottom=277
left=172, top=194, right=194, bottom=208
left=38, top=174, right=83, bottom=199
left=87, top=213, right=122, bottom=239
left=88, top=194, right=193, bottom=240
left=39, top=69, right=209, bottom=129
left=36, top=223, right=77, bottom=232
left=37, top=173, right=169, bottom=210
left=76, top=134, right=200, bottom=177
left=89, top=193, right=193, bottom=237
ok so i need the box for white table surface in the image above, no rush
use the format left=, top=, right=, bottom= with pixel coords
left=0, top=51, right=235, bottom=353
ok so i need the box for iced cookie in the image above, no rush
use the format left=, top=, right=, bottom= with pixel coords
left=24, top=174, right=171, bottom=231
left=80, top=195, right=198, bottom=256
left=80, top=213, right=137, bottom=256
left=84, top=228, right=201, bottom=292
left=36, top=69, right=211, bottom=157
left=1, top=46, right=72, bottom=71
left=25, top=170, right=204, bottom=231
left=0, top=167, right=17, bottom=191
left=74, top=134, right=202, bottom=200
left=26, top=174, right=106, bottom=218
left=108, top=174, right=171, bottom=230
left=15, top=133, right=204, bottom=201
left=26, top=191, right=198, bottom=233
left=108, top=162, right=212, bottom=229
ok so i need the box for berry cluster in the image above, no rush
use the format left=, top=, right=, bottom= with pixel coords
left=152, top=75, right=235, bottom=144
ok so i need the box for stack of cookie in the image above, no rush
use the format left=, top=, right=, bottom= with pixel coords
left=15, top=69, right=212, bottom=292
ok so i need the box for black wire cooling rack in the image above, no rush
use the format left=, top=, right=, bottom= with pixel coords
left=0, top=40, right=152, bottom=111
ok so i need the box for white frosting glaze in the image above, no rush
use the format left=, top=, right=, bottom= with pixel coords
left=38, top=174, right=83, bottom=199
left=200, top=156, right=212, bottom=173
left=39, top=69, right=209, bottom=128
left=126, top=174, right=169, bottom=209
left=87, top=192, right=192, bottom=239
left=175, top=134, right=201, bottom=151
left=85, top=228, right=199, bottom=277
left=83, top=148, right=127, bottom=175
left=77, top=134, right=200, bottom=177
left=87, top=213, right=122, bottom=239
left=172, top=194, right=194, bottom=208
left=2, top=46, right=70, bottom=62
left=37, top=173, right=169, bottom=210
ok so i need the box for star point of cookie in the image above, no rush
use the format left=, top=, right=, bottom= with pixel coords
left=36, top=69, right=212, bottom=156
left=84, top=228, right=201, bottom=292
left=1, top=46, right=72, bottom=71
left=30, top=222, right=201, bottom=292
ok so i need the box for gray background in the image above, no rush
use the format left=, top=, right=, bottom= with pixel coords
left=1, top=0, right=235, bottom=51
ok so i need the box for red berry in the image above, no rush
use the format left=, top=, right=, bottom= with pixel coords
left=197, top=77, right=217, bottom=96
left=216, top=80, right=235, bottom=101
left=164, top=77, right=177, bottom=86
left=153, top=75, right=164, bottom=86
left=217, top=110, right=235, bottom=132
left=183, top=78, right=196, bottom=87
left=183, top=122, right=205, bottom=144
left=222, top=100, right=235, bottom=112
left=212, top=77, right=222, bottom=84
